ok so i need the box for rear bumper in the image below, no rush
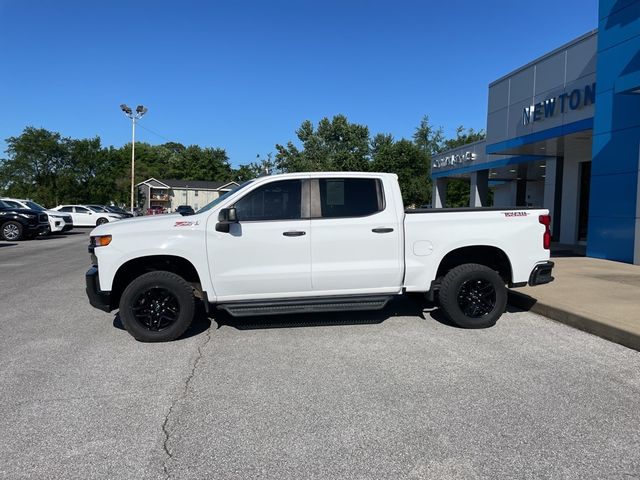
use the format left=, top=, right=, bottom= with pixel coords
left=86, top=266, right=112, bottom=312
left=529, top=261, right=554, bottom=286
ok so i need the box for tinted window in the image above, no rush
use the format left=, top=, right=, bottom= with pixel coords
left=75, top=207, right=90, bottom=213
left=60, top=206, right=74, bottom=212
left=25, top=201, right=45, bottom=211
left=4, top=200, right=22, bottom=209
left=235, top=180, right=301, bottom=221
left=319, top=178, right=382, bottom=218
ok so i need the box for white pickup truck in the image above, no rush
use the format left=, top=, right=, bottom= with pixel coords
left=86, top=172, right=554, bottom=342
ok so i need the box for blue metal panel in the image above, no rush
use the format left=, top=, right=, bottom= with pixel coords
left=586, top=216, right=636, bottom=262
left=587, top=0, right=640, bottom=264
left=485, top=118, right=594, bottom=154
left=599, top=0, right=637, bottom=19
left=591, top=126, right=640, bottom=175
left=588, top=171, right=638, bottom=218
left=594, top=34, right=640, bottom=93
left=597, top=3, right=640, bottom=52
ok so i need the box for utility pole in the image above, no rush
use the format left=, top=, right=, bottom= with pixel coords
left=120, top=104, right=148, bottom=213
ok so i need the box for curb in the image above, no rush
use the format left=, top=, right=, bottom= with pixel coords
left=507, top=290, right=640, bottom=352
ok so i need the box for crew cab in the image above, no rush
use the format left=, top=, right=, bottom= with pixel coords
left=0, top=200, right=49, bottom=241
left=86, top=172, right=554, bottom=342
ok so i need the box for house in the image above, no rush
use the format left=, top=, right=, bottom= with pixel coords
left=136, top=178, right=240, bottom=212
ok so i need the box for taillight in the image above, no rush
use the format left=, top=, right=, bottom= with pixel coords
left=539, top=215, right=551, bottom=250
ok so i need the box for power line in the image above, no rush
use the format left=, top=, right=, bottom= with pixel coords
left=136, top=123, right=173, bottom=143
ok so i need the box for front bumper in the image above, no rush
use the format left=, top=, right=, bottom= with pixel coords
left=529, top=261, right=554, bottom=286
left=86, top=266, right=112, bottom=312
left=26, top=222, right=49, bottom=235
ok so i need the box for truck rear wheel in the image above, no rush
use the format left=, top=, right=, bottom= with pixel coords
left=119, top=271, right=195, bottom=342
left=439, top=263, right=507, bottom=329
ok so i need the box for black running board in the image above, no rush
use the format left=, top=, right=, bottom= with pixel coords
left=216, top=295, right=393, bottom=318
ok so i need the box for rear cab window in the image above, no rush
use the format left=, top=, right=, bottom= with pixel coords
left=317, top=178, right=384, bottom=218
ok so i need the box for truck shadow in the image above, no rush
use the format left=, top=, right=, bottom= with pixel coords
left=112, top=303, right=213, bottom=340
left=0, top=243, right=17, bottom=247
left=113, top=293, right=530, bottom=337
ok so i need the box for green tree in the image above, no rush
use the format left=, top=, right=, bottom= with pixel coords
left=275, top=115, right=370, bottom=172
left=0, top=127, right=71, bottom=206
left=371, top=134, right=431, bottom=207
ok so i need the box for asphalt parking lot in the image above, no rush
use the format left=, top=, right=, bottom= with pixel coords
left=1, top=231, right=639, bottom=479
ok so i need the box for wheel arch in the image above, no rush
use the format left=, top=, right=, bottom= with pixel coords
left=110, top=255, right=202, bottom=310
left=435, top=245, right=513, bottom=285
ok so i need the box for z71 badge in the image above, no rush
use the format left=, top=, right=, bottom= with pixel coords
left=174, top=220, right=200, bottom=227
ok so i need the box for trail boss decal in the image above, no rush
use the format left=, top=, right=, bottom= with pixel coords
left=503, top=211, right=529, bottom=217
left=174, top=220, right=200, bottom=227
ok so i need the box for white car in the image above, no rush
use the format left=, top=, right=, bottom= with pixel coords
left=52, top=204, right=121, bottom=227
left=1, top=198, right=73, bottom=233
left=86, top=172, right=554, bottom=342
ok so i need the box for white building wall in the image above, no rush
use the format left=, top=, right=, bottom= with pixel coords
left=492, top=182, right=516, bottom=207
left=171, top=189, right=222, bottom=211
left=526, top=181, right=545, bottom=207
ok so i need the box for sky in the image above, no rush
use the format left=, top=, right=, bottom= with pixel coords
left=0, top=0, right=598, bottom=167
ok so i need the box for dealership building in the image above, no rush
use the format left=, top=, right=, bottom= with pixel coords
left=431, top=0, right=640, bottom=265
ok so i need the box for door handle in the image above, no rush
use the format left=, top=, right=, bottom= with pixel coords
left=283, top=231, right=306, bottom=237
left=372, top=228, right=394, bottom=233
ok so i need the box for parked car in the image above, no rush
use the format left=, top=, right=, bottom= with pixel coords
left=146, top=206, right=166, bottom=215
left=0, top=200, right=49, bottom=241
left=175, top=205, right=195, bottom=216
left=52, top=205, right=121, bottom=227
left=86, top=172, right=554, bottom=342
left=105, top=206, right=134, bottom=218
left=86, top=205, right=125, bottom=219
left=1, top=198, right=73, bottom=233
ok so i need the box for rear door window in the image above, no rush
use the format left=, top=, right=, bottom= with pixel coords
left=318, top=178, right=383, bottom=218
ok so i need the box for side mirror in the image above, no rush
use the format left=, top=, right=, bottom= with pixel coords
left=216, top=207, right=238, bottom=233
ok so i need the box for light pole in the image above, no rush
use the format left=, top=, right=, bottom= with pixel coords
left=120, top=104, right=148, bottom=213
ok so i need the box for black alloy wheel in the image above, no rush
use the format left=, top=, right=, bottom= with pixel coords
left=438, top=263, right=507, bottom=329
left=132, top=287, right=180, bottom=331
left=119, top=271, right=195, bottom=342
left=456, top=279, right=497, bottom=318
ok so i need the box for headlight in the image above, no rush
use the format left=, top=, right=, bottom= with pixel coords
left=90, top=235, right=112, bottom=247
left=18, top=213, right=36, bottom=219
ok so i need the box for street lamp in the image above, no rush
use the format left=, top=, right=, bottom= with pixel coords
left=120, top=103, right=148, bottom=213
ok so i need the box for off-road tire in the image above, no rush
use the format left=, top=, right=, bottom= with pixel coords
left=119, top=271, right=195, bottom=342
left=439, top=263, right=507, bottom=329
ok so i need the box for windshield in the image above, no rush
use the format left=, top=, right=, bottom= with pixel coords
left=0, top=200, right=9, bottom=209
left=88, top=206, right=108, bottom=212
left=25, top=201, right=45, bottom=211
left=196, top=181, right=253, bottom=214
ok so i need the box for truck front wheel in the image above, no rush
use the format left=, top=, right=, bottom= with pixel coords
left=438, top=263, right=507, bottom=329
left=119, top=271, right=195, bottom=342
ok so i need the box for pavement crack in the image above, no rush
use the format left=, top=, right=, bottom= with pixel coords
left=161, top=327, right=212, bottom=479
